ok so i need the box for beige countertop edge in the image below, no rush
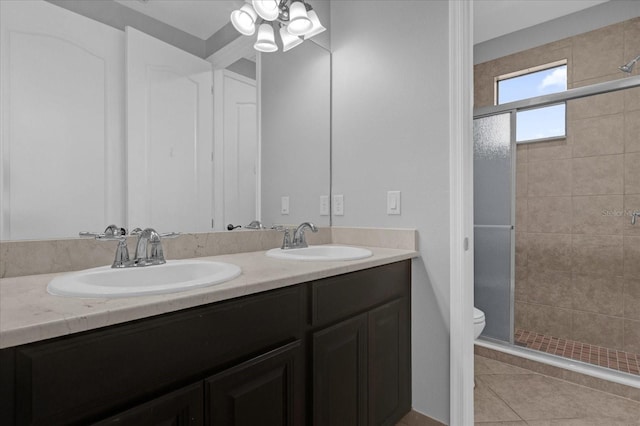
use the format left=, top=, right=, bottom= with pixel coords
left=0, top=246, right=419, bottom=349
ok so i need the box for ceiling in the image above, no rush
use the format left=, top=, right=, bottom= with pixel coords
left=115, top=0, right=611, bottom=43
left=114, top=0, right=240, bottom=40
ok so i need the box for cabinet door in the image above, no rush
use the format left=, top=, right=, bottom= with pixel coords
left=94, top=382, right=203, bottom=426
left=368, top=299, right=411, bottom=426
left=205, top=341, right=304, bottom=426
left=313, top=314, right=368, bottom=426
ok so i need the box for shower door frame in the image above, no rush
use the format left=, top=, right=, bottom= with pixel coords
left=475, top=74, right=640, bottom=118
left=473, top=111, right=517, bottom=345
left=473, top=74, right=640, bottom=354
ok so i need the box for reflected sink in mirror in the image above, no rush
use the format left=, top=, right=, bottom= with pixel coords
left=47, top=260, right=241, bottom=298
left=265, top=245, right=373, bottom=261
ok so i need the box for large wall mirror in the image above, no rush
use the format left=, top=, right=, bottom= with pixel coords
left=0, top=0, right=330, bottom=241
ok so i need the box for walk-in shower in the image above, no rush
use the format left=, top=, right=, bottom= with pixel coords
left=473, top=74, right=640, bottom=388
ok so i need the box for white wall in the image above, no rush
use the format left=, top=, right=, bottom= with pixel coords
left=260, top=41, right=331, bottom=227
left=330, top=1, right=451, bottom=422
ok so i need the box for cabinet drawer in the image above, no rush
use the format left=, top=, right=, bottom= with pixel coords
left=311, top=261, right=410, bottom=328
left=14, top=286, right=302, bottom=425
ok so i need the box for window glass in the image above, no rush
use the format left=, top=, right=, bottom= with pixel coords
left=516, top=104, right=566, bottom=142
left=497, top=63, right=567, bottom=143
left=497, top=65, right=567, bottom=104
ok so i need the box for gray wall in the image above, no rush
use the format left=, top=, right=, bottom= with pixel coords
left=260, top=41, right=331, bottom=227
left=330, top=0, right=451, bottom=422
left=475, top=0, right=640, bottom=64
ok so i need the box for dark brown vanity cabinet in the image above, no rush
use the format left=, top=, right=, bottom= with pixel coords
left=311, top=262, right=411, bottom=426
left=0, top=260, right=410, bottom=426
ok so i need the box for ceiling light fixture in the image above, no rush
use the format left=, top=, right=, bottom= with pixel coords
left=230, top=0, right=325, bottom=53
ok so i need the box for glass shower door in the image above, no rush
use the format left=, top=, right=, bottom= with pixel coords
left=473, top=112, right=515, bottom=343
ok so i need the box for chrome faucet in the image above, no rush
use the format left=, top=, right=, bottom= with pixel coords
left=79, top=226, right=179, bottom=268
left=291, top=222, right=318, bottom=249
left=632, top=211, right=640, bottom=225
left=80, top=225, right=130, bottom=268
left=245, top=220, right=266, bottom=230
left=133, top=228, right=180, bottom=267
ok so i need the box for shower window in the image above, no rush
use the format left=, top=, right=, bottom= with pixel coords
left=496, top=61, right=567, bottom=143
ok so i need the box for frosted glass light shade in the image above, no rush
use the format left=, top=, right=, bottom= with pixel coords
left=287, top=1, right=312, bottom=35
left=254, top=23, right=278, bottom=52
left=231, top=4, right=258, bottom=36
left=280, top=27, right=303, bottom=52
left=304, top=10, right=326, bottom=39
left=252, top=0, right=279, bottom=21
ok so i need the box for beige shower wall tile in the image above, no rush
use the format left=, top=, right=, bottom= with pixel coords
left=516, top=198, right=528, bottom=232
left=527, top=269, right=572, bottom=309
left=516, top=144, right=528, bottom=165
left=572, top=234, right=623, bottom=276
left=570, top=114, right=624, bottom=158
left=624, top=236, right=640, bottom=278
left=515, top=232, right=527, bottom=268
left=567, top=91, right=625, bottom=121
left=624, top=18, right=640, bottom=78
left=625, top=152, right=640, bottom=194
left=572, top=195, right=623, bottom=235
left=474, top=61, right=496, bottom=108
left=526, top=139, right=572, bottom=162
left=623, top=319, right=640, bottom=353
left=516, top=162, right=528, bottom=198
left=515, top=264, right=528, bottom=303
left=626, top=86, right=640, bottom=112
left=516, top=302, right=573, bottom=339
left=572, top=154, right=624, bottom=196
left=624, top=278, right=640, bottom=320
left=572, top=311, right=624, bottom=350
left=493, top=42, right=570, bottom=82
left=573, top=22, right=624, bottom=83
left=527, top=197, right=572, bottom=234
left=625, top=110, right=640, bottom=153
left=572, top=273, right=624, bottom=316
left=527, top=233, right=572, bottom=272
left=623, top=195, right=640, bottom=236
left=528, top=159, right=572, bottom=197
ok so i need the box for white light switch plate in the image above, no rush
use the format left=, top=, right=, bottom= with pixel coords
left=333, top=194, right=344, bottom=216
left=281, top=196, right=289, bottom=215
left=320, top=195, right=329, bottom=216
left=387, top=191, right=401, bottom=215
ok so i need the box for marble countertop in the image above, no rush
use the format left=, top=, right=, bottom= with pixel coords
left=0, top=246, right=418, bottom=349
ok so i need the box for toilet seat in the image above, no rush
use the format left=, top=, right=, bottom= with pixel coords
left=473, top=307, right=485, bottom=324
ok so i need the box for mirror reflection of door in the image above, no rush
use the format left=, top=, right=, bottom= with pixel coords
left=126, top=27, right=213, bottom=234
left=221, top=71, right=258, bottom=228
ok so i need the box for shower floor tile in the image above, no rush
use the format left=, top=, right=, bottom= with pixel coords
left=515, top=329, right=640, bottom=376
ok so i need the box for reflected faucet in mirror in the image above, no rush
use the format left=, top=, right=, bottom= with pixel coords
left=273, top=222, right=318, bottom=250
left=80, top=226, right=179, bottom=268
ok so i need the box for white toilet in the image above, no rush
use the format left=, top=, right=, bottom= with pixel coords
left=473, top=307, right=486, bottom=339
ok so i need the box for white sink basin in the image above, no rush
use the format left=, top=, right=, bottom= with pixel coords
left=265, top=245, right=373, bottom=261
left=47, top=259, right=242, bottom=298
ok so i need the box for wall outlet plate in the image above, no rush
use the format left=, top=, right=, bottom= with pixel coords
left=320, top=195, right=329, bottom=216
left=333, top=194, right=344, bottom=216
left=281, top=196, right=289, bottom=215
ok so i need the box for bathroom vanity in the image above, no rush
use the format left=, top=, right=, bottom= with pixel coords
left=0, top=247, right=414, bottom=425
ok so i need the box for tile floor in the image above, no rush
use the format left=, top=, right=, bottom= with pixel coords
left=474, top=355, right=640, bottom=425
left=515, top=329, right=640, bottom=376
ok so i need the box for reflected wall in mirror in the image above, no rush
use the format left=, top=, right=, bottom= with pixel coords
left=0, top=0, right=331, bottom=241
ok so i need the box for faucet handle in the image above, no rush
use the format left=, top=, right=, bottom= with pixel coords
left=159, top=232, right=180, bottom=239
left=79, top=224, right=127, bottom=240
